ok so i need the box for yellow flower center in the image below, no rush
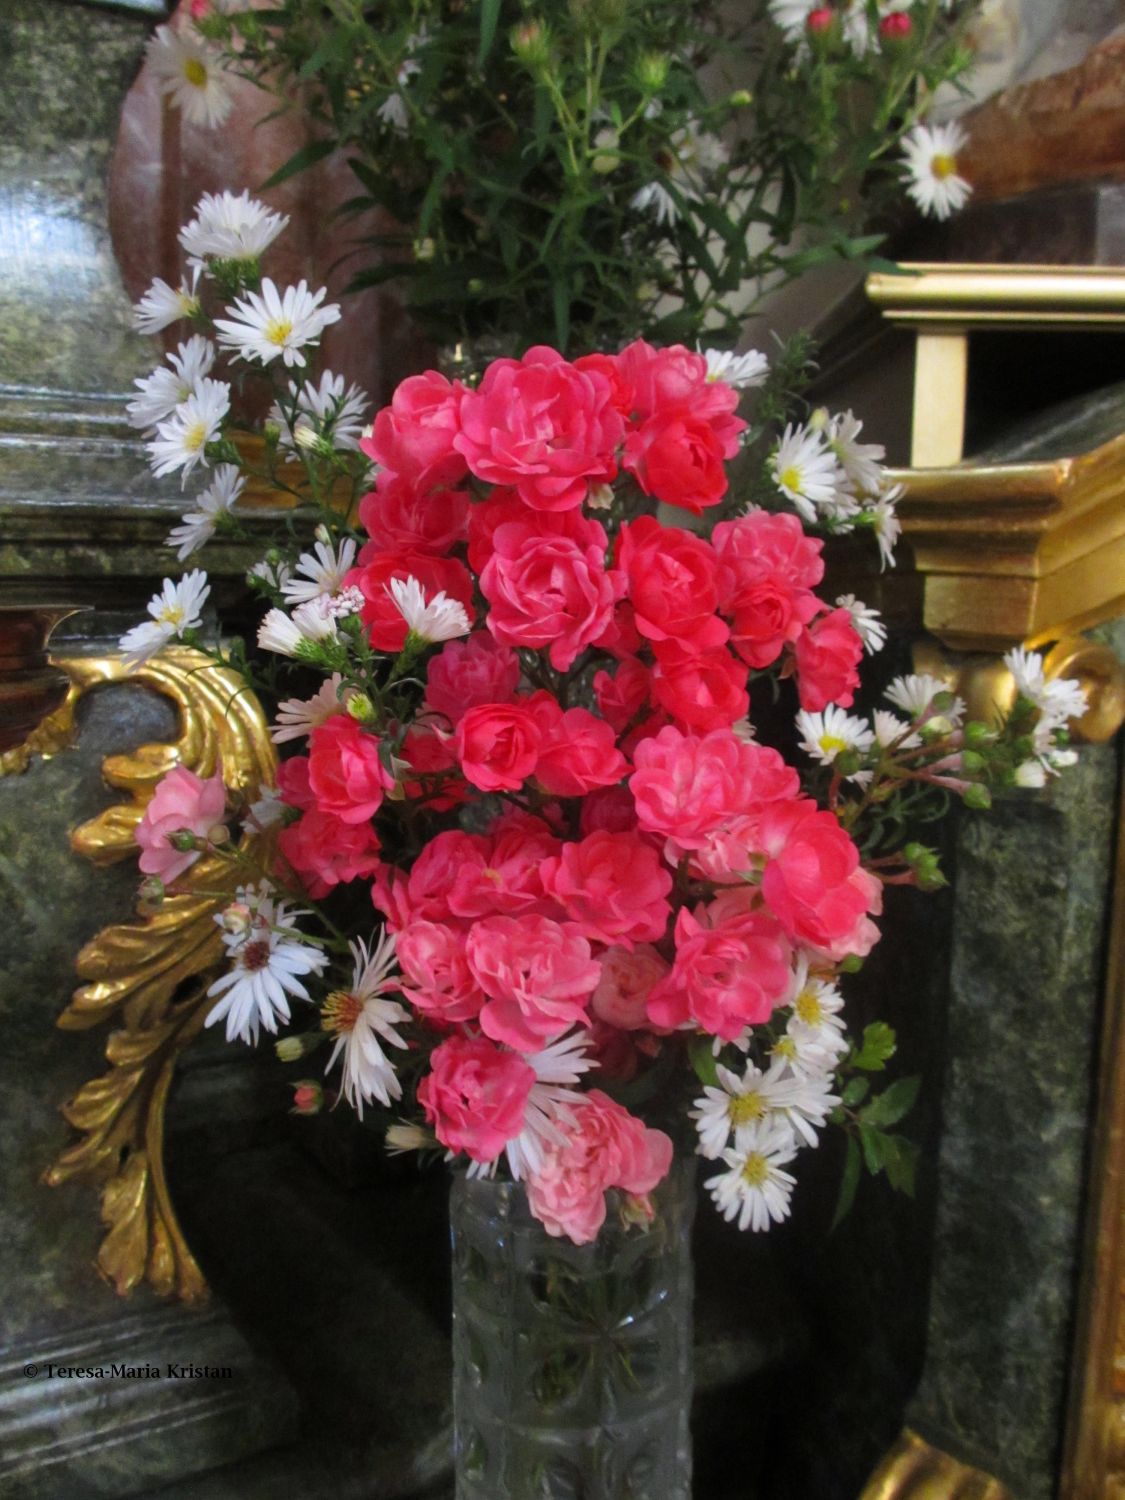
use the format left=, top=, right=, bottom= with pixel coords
left=183, top=419, right=207, bottom=453
left=818, top=733, right=847, bottom=755
left=741, top=1152, right=768, bottom=1187
left=728, top=1090, right=766, bottom=1126
left=158, top=603, right=185, bottom=627
left=795, top=987, right=823, bottom=1026
left=183, top=57, right=209, bottom=88
left=773, top=1037, right=797, bottom=1062
left=264, top=318, right=294, bottom=347
left=322, top=989, right=363, bottom=1035
left=931, top=153, right=957, bottom=180
left=779, top=464, right=802, bottom=493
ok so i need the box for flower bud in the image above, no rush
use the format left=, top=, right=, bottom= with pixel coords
left=636, top=51, right=670, bottom=92
left=591, top=127, right=621, bottom=174
left=808, top=406, right=831, bottom=433
left=414, top=237, right=436, bottom=262
left=839, top=954, right=864, bottom=974
left=207, top=822, right=231, bottom=846
left=346, top=692, right=377, bottom=723
left=1013, top=759, right=1047, bottom=789
left=879, top=11, right=912, bottom=42
left=619, top=1192, right=656, bottom=1231
left=290, top=1080, right=325, bottom=1115
left=386, top=1122, right=436, bottom=1154
left=276, top=1036, right=305, bottom=1062
left=806, top=6, right=835, bottom=35
left=963, top=783, right=992, bottom=810
left=728, top=89, right=752, bottom=107
left=959, top=749, right=986, bottom=774
left=168, top=828, right=200, bottom=852
left=963, top=720, right=996, bottom=750
left=510, top=19, right=550, bottom=68
left=262, top=420, right=281, bottom=448
left=139, top=875, right=165, bottom=906
left=221, top=900, right=253, bottom=935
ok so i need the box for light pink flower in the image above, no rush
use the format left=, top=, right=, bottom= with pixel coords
left=397, top=920, right=486, bottom=1024
left=526, top=1089, right=673, bottom=1244
left=590, top=944, right=670, bottom=1030
left=467, top=914, right=601, bottom=1052
left=135, top=764, right=226, bottom=882
left=541, top=831, right=672, bottom=947
left=418, top=1034, right=534, bottom=1162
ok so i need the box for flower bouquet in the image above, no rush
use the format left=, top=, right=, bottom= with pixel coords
left=106, top=186, right=1086, bottom=1494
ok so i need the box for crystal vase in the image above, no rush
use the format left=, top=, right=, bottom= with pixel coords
left=449, top=1158, right=695, bottom=1499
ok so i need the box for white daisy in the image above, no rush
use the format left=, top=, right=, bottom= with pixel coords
left=885, top=672, right=965, bottom=728
left=249, top=557, right=294, bottom=593
left=323, top=931, right=409, bottom=1118
left=127, top=336, right=216, bottom=432
left=257, top=599, right=340, bottom=658
left=1038, top=677, right=1087, bottom=731
left=147, top=24, right=234, bottom=130
left=706, top=1120, right=799, bottom=1232
left=244, top=783, right=286, bottom=832
left=146, top=377, right=230, bottom=485
left=179, top=189, right=289, bottom=267
left=796, top=705, right=875, bottom=770
left=836, top=594, right=886, bottom=654
left=271, top=674, right=349, bottom=744
left=769, top=0, right=816, bottom=41
left=630, top=180, right=680, bottom=226
left=770, top=422, right=845, bottom=524
left=865, top=485, right=903, bottom=570
left=901, top=121, right=972, bottom=222
left=206, top=884, right=327, bottom=1046
left=118, top=569, right=210, bottom=667
left=828, top=410, right=886, bottom=497
left=214, top=278, right=341, bottom=369
left=388, top=576, right=471, bottom=645
left=703, top=347, right=769, bottom=389
left=670, top=121, right=728, bottom=181
left=872, top=708, right=921, bottom=750
left=499, top=1030, right=598, bottom=1182
left=280, top=538, right=358, bottom=607
left=165, top=463, right=244, bottom=560
left=269, top=371, right=371, bottom=455
left=133, top=267, right=202, bottom=335
left=841, top=0, right=874, bottom=55
left=377, top=92, right=409, bottom=132
left=1003, top=646, right=1047, bottom=703
left=691, top=1059, right=800, bottom=1161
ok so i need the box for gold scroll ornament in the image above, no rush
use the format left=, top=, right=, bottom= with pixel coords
left=34, top=649, right=276, bottom=1302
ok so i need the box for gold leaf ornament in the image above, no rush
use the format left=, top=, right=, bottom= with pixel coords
left=44, top=648, right=277, bottom=1301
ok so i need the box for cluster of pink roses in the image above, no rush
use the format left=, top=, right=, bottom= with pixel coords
left=254, top=341, right=883, bottom=1241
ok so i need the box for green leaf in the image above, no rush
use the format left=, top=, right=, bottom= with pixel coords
left=478, top=0, right=502, bottom=64
left=859, top=1123, right=885, bottom=1174
left=860, top=1076, right=921, bottom=1128
left=851, top=1022, right=897, bottom=1072
left=840, top=1076, right=870, bottom=1109
left=259, top=137, right=336, bottom=191
left=831, top=1137, right=861, bottom=1231
left=688, top=1036, right=719, bottom=1089
left=881, top=1135, right=919, bottom=1196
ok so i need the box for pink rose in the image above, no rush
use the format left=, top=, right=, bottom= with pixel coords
left=467, top=914, right=601, bottom=1051
left=616, top=341, right=742, bottom=431
left=307, top=717, right=396, bottom=824
left=446, top=811, right=562, bottom=920
left=454, top=700, right=542, bottom=792
left=793, top=608, right=863, bottom=712
left=398, top=727, right=468, bottom=812
left=276, top=755, right=314, bottom=810
left=467, top=488, right=601, bottom=574
left=349, top=548, right=475, bottom=654
left=650, top=637, right=750, bottom=732
left=361, top=370, right=466, bottom=488
left=541, top=831, right=672, bottom=947
left=277, top=808, right=382, bottom=899
left=590, top=944, right=670, bottom=1029
left=398, top=920, right=486, bottom=1025
left=534, top=706, right=629, bottom=797
left=453, top=347, right=623, bottom=511
left=593, top=657, right=651, bottom=733
left=480, top=513, right=623, bottom=671
left=373, top=830, right=489, bottom=928
left=759, top=799, right=883, bottom=961
left=425, top=632, right=521, bottom=727
left=646, top=903, right=792, bottom=1040
left=135, top=764, right=226, bottom=882
left=359, top=474, right=469, bottom=555
left=712, top=511, right=824, bottom=597
left=578, top=784, right=639, bottom=836
left=615, top=515, right=723, bottom=646
left=418, top=1034, right=534, bottom=1163
left=526, top=1090, right=673, bottom=1244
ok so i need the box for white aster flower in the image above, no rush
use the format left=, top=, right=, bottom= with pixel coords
left=828, top=411, right=886, bottom=497
left=703, top=347, right=769, bottom=389
left=1003, top=646, right=1047, bottom=702
left=872, top=708, right=921, bottom=750
left=630, top=180, right=680, bottom=226
left=836, top=594, right=886, bottom=654
left=249, top=557, right=294, bottom=593
left=244, top=783, right=286, bottom=832
left=901, top=121, right=972, bottom=222
left=147, top=24, right=234, bottom=130
left=214, top=278, right=341, bottom=369
left=269, top=371, right=371, bottom=455
left=691, top=1059, right=806, bottom=1161
left=841, top=0, right=874, bottom=55
left=778, top=970, right=849, bottom=1077
left=206, top=884, right=327, bottom=1046
left=323, top=931, right=409, bottom=1118
left=499, top=1030, right=598, bottom=1182
left=257, top=599, right=340, bottom=658
left=179, top=189, right=289, bottom=267
left=377, top=91, right=409, bottom=132
left=706, top=1120, right=799, bottom=1232
left=146, top=377, right=230, bottom=485
left=796, top=705, right=875, bottom=771
left=133, top=266, right=202, bottom=335
left=281, top=538, right=359, bottom=607
left=885, top=672, right=965, bottom=728
left=165, top=463, right=244, bottom=560
left=271, top=675, right=350, bottom=745
left=388, top=576, right=471, bottom=645
left=769, top=0, right=815, bottom=40
left=1039, top=677, right=1087, bottom=730
left=865, top=485, right=903, bottom=570
left=671, top=121, right=728, bottom=180
left=118, top=569, right=210, bottom=667
left=770, top=422, right=846, bottom=524
left=127, top=336, right=216, bottom=432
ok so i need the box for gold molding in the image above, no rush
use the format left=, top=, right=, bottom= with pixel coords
left=860, top=1430, right=1013, bottom=1500
left=42, top=648, right=276, bottom=1302
left=866, top=264, right=1125, bottom=332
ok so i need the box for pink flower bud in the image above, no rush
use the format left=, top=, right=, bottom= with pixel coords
left=879, top=11, right=912, bottom=40
left=291, top=1081, right=325, bottom=1116
left=806, top=7, right=835, bottom=34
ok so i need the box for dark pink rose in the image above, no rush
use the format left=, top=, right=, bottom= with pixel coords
left=277, top=808, right=382, bottom=899
left=418, top=1034, right=534, bottom=1162
left=454, top=700, right=542, bottom=792
left=425, top=632, right=521, bottom=727
left=348, top=548, right=475, bottom=653
left=534, top=706, right=629, bottom=797
left=623, top=414, right=730, bottom=515
left=542, top=831, right=672, bottom=947
left=650, top=637, right=749, bottom=732
left=397, top=920, right=486, bottom=1025
left=793, top=607, right=864, bottom=711
left=647, top=902, right=792, bottom=1040
left=593, top=657, right=652, bottom=733
left=759, top=799, right=883, bottom=961
left=467, top=914, right=601, bottom=1051
left=358, top=474, right=469, bottom=555
left=307, top=717, right=395, bottom=824
left=361, top=370, right=466, bottom=487
left=276, top=755, right=314, bottom=810
left=615, top=515, right=723, bottom=646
